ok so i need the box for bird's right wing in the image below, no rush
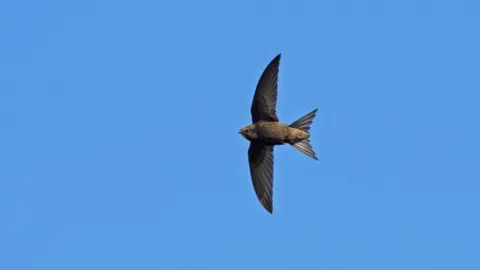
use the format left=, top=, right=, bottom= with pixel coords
left=251, top=54, right=281, bottom=123
left=248, top=141, right=274, bottom=214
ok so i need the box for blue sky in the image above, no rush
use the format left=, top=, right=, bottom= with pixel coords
left=1, top=0, right=479, bottom=269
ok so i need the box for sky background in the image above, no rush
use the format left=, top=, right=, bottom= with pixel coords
left=1, top=0, right=480, bottom=269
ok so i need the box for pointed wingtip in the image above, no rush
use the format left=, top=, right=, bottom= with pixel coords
left=260, top=200, right=273, bottom=214
left=268, top=54, right=281, bottom=67
left=259, top=203, right=273, bottom=214
left=258, top=195, right=273, bottom=214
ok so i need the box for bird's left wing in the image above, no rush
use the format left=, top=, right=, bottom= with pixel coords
left=248, top=141, right=274, bottom=214
left=251, top=54, right=281, bottom=123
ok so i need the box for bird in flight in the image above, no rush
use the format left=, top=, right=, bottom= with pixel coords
left=239, top=54, right=319, bottom=214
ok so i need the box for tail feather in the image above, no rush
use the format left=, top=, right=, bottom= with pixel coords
left=291, top=138, right=318, bottom=160
left=289, top=109, right=318, bottom=132
left=289, top=109, right=319, bottom=160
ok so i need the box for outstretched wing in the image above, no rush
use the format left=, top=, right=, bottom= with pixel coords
left=248, top=141, right=274, bottom=214
left=251, top=54, right=281, bottom=123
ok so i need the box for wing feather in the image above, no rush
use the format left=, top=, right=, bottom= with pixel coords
left=251, top=54, right=281, bottom=123
left=248, top=142, right=275, bottom=214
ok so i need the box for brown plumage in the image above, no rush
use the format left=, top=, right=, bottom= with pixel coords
left=239, top=54, right=319, bottom=214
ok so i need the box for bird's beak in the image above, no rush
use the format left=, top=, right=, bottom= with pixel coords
left=239, top=131, right=247, bottom=139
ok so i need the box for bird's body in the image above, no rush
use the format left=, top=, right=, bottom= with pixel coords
left=241, top=121, right=309, bottom=145
left=239, top=53, right=319, bottom=214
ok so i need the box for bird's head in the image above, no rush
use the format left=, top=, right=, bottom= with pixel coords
left=239, top=125, right=257, bottom=141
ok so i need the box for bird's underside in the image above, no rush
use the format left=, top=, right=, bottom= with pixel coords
left=253, top=121, right=309, bottom=145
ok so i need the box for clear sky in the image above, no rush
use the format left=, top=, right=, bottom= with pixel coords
left=1, top=1, right=479, bottom=269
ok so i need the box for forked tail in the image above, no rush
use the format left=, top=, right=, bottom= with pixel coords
left=289, top=109, right=319, bottom=160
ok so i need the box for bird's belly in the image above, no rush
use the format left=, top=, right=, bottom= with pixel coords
left=255, top=123, right=289, bottom=145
